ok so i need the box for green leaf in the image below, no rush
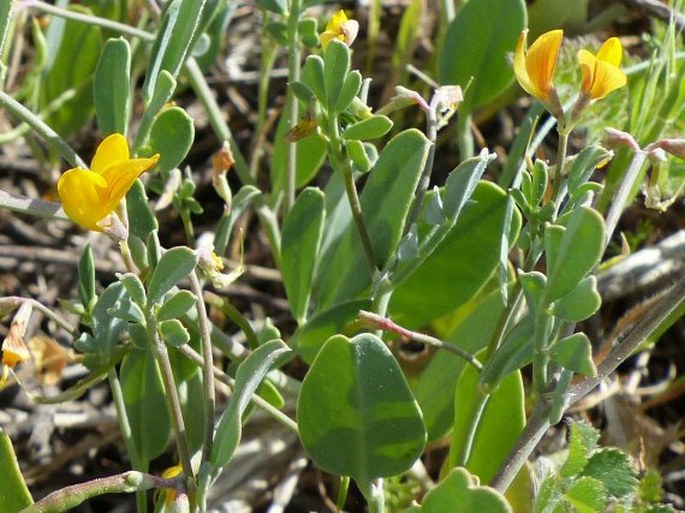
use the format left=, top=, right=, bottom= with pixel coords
left=449, top=366, right=525, bottom=484
left=89, top=282, right=128, bottom=366
left=443, top=151, right=497, bottom=223
left=391, top=182, right=522, bottom=328
left=108, top=298, right=145, bottom=325
left=582, top=448, right=638, bottom=498
left=282, top=188, right=325, bottom=324
left=78, top=244, right=96, bottom=310
left=553, top=276, right=601, bottom=322
left=159, top=318, right=190, bottom=347
left=564, top=477, right=607, bottom=513
left=335, top=70, right=362, bottom=114
left=255, top=0, right=286, bottom=14
left=94, top=37, right=130, bottom=136
left=551, top=333, right=597, bottom=377
left=301, top=55, right=325, bottom=104
left=147, top=107, right=195, bottom=173
left=0, top=429, right=33, bottom=512
left=437, top=0, right=525, bottom=110
left=323, top=40, right=350, bottom=113
left=567, top=145, right=613, bottom=200
left=157, top=290, right=197, bottom=321
left=265, top=21, right=288, bottom=46
left=147, top=247, right=198, bottom=305
left=118, top=273, right=146, bottom=307
left=315, top=129, right=430, bottom=308
left=40, top=6, right=102, bottom=137
left=298, top=334, right=426, bottom=484
left=545, top=206, right=605, bottom=302
left=347, top=140, right=372, bottom=172
left=420, top=467, right=512, bottom=513
left=211, top=340, right=291, bottom=469
left=519, top=271, right=547, bottom=312
left=299, top=17, right=320, bottom=48
left=561, top=421, right=600, bottom=478
left=342, top=115, right=393, bottom=141
left=120, top=348, right=171, bottom=463
left=290, top=299, right=372, bottom=363
left=478, top=315, right=534, bottom=393
left=126, top=180, right=158, bottom=240
left=143, top=0, right=206, bottom=102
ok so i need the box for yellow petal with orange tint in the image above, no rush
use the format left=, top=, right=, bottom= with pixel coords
left=596, top=37, right=622, bottom=67
left=514, top=30, right=539, bottom=98
left=525, top=29, right=563, bottom=100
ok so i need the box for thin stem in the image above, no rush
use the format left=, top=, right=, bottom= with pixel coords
left=604, top=149, right=647, bottom=246
left=551, top=124, right=569, bottom=206
left=184, top=58, right=254, bottom=187
left=455, top=392, right=488, bottom=468
left=456, top=111, right=474, bottom=160
left=532, top=310, right=553, bottom=397
left=405, top=107, right=437, bottom=232
left=359, top=310, right=482, bottom=371
left=175, top=344, right=299, bottom=434
left=3, top=296, right=75, bottom=336
left=284, top=0, right=301, bottom=214
left=327, top=117, right=378, bottom=277
left=150, top=330, right=194, bottom=480
left=0, top=89, right=86, bottom=168
left=189, top=272, right=216, bottom=465
left=20, top=471, right=179, bottom=513
left=336, top=476, right=350, bottom=512
left=20, top=0, right=155, bottom=41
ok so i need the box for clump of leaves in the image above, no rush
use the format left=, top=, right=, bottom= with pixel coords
left=534, top=421, right=675, bottom=512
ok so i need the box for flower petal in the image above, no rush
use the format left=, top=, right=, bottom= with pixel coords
left=320, top=30, right=338, bottom=50
left=57, top=168, right=110, bottom=230
left=588, top=59, right=627, bottom=100
left=596, top=37, right=622, bottom=67
left=326, top=10, right=348, bottom=32
left=525, top=29, right=563, bottom=100
left=578, top=49, right=596, bottom=96
left=91, top=133, right=130, bottom=174
left=99, top=154, right=160, bottom=213
left=514, top=30, right=538, bottom=98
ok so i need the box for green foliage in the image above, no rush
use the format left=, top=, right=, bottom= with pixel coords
left=120, top=348, right=171, bottom=464
left=298, top=333, right=426, bottom=486
left=77, top=244, right=96, bottom=312
left=147, top=247, right=198, bottom=306
left=282, top=187, right=325, bottom=324
left=93, top=38, right=130, bottom=136
left=0, top=429, right=33, bottom=513
left=211, top=340, right=291, bottom=470
left=147, top=107, right=195, bottom=174
left=418, top=468, right=512, bottom=513
left=438, top=0, right=526, bottom=110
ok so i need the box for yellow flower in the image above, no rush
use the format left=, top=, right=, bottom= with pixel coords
left=2, top=323, right=30, bottom=368
left=57, top=134, right=159, bottom=231
left=161, top=464, right=183, bottom=506
left=578, top=37, right=627, bottom=100
left=321, top=10, right=359, bottom=50
left=514, top=29, right=563, bottom=101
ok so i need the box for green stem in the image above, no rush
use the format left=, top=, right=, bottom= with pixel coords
left=284, top=0, right=301, bottom=214
left=454, top=391, right=488, bottom=468
left=532, top=310, right=553, bottom=398
left=20, top=471, right=178, bottom=513
left=189, top=272, right=216, bottom=465
left=175, top=344, right=299, bottom=434
left=551, top=123, right=569, bottom=207
left=336, top=476, right=350, bottom=512
left=405, top=107, right=437, bottom=233
left=21, top=0, right=155, bottom=41
left=0, top=88, right=76, bottom=143
left=327, top=116, right=378, bottom=277
left=0, top=89, right=86, bottom=168
left=604, top=149, right=647, bottom=246
left=456, top=111, right=474, bottom=160
left=149, top=328, right=194, bottom=481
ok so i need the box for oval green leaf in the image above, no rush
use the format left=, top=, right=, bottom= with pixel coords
left=94, top=37, right=131, bottom=136
left=147, top=106, right=195, bottom=173
left=147, top=247, right=198, bottom=305
left=298, top=333, right=426, bottom=484
left=342, top=115, right=393, bottom=141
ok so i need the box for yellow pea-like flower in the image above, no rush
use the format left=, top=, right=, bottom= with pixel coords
left=514, top=29, right=563, bottom=101
left=57, top=134, right=159, bottom=231
left=578, top=37, right=627, bottom=100
left=321, top=10, right=359, bottom=50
